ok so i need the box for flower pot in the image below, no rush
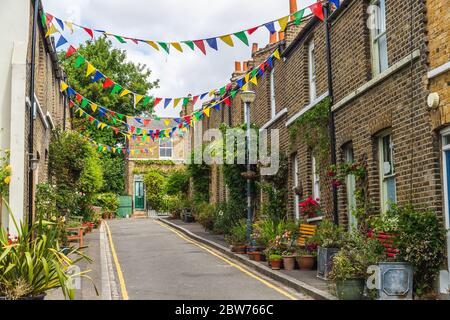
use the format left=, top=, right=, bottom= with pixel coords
left=317, top=247, right=339, bottom=280
left=248, top=252, right=256, bottom=261
left=253, top=252, right=263, bottom=262
left=377, top=262, right=413, bottom=300
left=282, top=256, right=296, bottom=271
left=233, top=245, right=247, bottom=254
left=270, top=260, right=283, bottom=270
left=297, top=255, right=315, bottom=271
left=336, top=279, right=365, bottom=300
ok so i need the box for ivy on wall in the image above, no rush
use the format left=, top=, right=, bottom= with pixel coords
left=187, top=145, right=211, bottom=205
left=132, top=160, right=177, bottom=174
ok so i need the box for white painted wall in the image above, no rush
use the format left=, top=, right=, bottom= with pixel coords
left=0, top=0, right=31, bottom=233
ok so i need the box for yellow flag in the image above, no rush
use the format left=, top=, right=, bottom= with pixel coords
left=278, top=16, right=289, bottom=32
left=164, top=130, right=170, bottom=137
left=220, top=35, right=234, bottom=47
left=146, top=41, right=160, bottom=51
left=135, top=95, right=144, bottom=105
left=204, top=108, right=211, bottom=117
left=245, top=74, right=250, bottom=83
left=171, top=42, right=183, bottom=53
left=65, top=21, right=74, bottom=33
left=120, top=89, right=131, bottom=97
left=102, top=146, right=107, bottom=152
left=86, top=63, right=96, bottom=77
left=60, top=81, right=68, bottom=92
left=173, top=98, right=181, bottom=108
left=250, top=76, right=258, bottom=85
left=97, top=122, right=102, bottom=129
left=112, top=148, right=116, bottom=153
left=273, top=49, right=281, bottom=60
left=209, top=90, right=216, bottom=97
left=242, top=83, right=248, bottom=91
left=45, top=24, right=58, bottom=38
left=101, top=123, right=107, bottom=130
left=90, top=103, right=98, bottom=112
left=164, top=119, right=171, bottom=126
left=131, top=150, right=135, bottom=156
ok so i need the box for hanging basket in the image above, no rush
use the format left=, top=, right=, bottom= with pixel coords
left=241, top=171, right=258, bottom=180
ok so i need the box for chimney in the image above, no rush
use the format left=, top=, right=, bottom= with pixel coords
left=278, top=31, right=285, bottom=41
left=234, top=61, right=242, bottom=72
left=243, top=61, right=249, bottom=72
left=289, top=0, right=298, bottom=14
left=269, top=32, right=277, bottom=44
left=252, top=43, right=259, bottom=54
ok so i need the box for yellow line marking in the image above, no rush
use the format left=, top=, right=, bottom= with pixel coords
left=104, top=221, right=129, bottom=300
left=156, top=220, right=298, bottom=301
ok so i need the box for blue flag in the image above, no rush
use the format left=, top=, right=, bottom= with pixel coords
left=92, top=70, right=104, bottom=82
left=56, top=35, right=67, bottom=48
left=164, top=98, right=172, bottom=109
left=55, top=17, right=64, bottom=30
left=264, top=22, right=276, bottom=34
left=330, top=0, right=340, bottom=9
left=206, top=38, right=218, bottom=51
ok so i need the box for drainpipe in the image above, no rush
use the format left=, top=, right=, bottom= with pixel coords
left=28, top=0, right=39, bottom=229
left=323, top=1, right=339, bottom=225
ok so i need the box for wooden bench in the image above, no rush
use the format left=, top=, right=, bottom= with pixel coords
left=297, top=224, right=317, bottom=246
left=368, top=230, right=400, bottom=258
left=66, top=227, right=84, bottom=247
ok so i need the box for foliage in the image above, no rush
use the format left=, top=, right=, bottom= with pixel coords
left=393, top=205, right=446, bottom=296
left=49, top=130, right=104, bottom=218
left=225, top=221, right=247, bottom=246
left=166, top=195, right=190, bottom=219
left=143, top=169, right=167, bottom=212
left=269, top=254, right=283, bottom=262
left=166, top=168, right=190, bottom=196
left=35, top=184, right=59, bottom=221
left=212, top=202, right=247, bottom=235
left=289, top=97, right=331, bottom=169
left=187, top=146, right=211, bottom=205
left=0, top=150, right=11, bottom=198
left=0, top=199, right=94, bottom=300
left=194, top=202, right=216, bottom=231
left=94, top=193, right=119, bottom=215
left=252, top=219, right=290, bottom=248
left=299, top=197, right=322, bottom=219
left=329, top=232, right=385, bottom=282
left=60, top=38, right=159, bottom=195
left=309, top=219, right=345, bottom=248
left=134, top=160, right=176, bottom=166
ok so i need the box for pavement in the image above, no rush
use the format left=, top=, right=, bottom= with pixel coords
left=105, top=218, right=309, bottom=300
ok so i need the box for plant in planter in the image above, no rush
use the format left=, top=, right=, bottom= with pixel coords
left=268, top=254, right=283, bottom=270
left=280, top=230, right=297, bottom=271
left=296, top=241, right=318, bottom=271
left=299, top=197, right=322, bottom=220
left=225, top=222, right=248, bottom=254
left=309, top=219, right=345, bottom=279
left=329, top=233, right=384, bottom=300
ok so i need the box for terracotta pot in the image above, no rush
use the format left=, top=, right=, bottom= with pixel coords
left=233, top=245, right=247, bottom=254
left=283, top=256, right=296, bottom=271
left=248, top=252, right=256, bottom=261
left=297, top=255, right=315, bottom=271
left=253, top=252, right=263, bottom=262
left=270, top=260, right=283, bottom=270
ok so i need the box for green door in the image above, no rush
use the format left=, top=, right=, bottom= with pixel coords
left=134, top=181, right=145, bottom=210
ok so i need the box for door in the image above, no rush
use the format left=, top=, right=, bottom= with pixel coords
left=134, top=181, right=145, bottom=210
left=441, top=130, right=450, bottom=270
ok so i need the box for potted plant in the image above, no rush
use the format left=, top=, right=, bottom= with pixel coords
left=269, top=254, right=283, bottom=270
left=299, top=196, right=323, bottom=220
left=329, top=233, right=384, bottom=300
left=280, top=230, right=297, bottom=271
left=309, top=219, right=345, bottom=280
left=296, top=242, right=318, bottom=271
left=225, top=223, right=248, bottom=254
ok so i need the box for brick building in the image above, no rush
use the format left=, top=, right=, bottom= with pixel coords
left=0, top=0, right=69, bottom=232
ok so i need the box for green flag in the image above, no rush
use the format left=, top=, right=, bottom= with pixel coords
left=234, top=31, right=249, bottom=46
left=293, top=9, right=305, bottom=25
left=75, top=55, right=86, bottom=68
left=111, top=84, right=122, bottom=95
left=183, top=41, right=195, bottom=51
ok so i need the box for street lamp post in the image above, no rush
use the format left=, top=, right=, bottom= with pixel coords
left=241, top=90, right=256, bottom=243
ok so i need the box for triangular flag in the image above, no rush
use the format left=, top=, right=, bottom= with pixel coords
left=173, top=98, right=181, bottom=108
left=224, top=97, right=231, bottom=106
left=146, top=41, right=159, bottom=51
left=164, top=119, right=171, bottom=126
left=183, top=41, right=195, bottom=51
left=192, top=95, right=199, bottom=105
left=135, top=95, right=144, bottom=105
left=83, top=27, right=94, bottom=39
left=194, top=40, right=207, bottom=55
left=242, top=83, right=249, bottom=91
left=206, top=38, right=218, bottom=51
left=250, top=76, right=258, bottom=85
left=171, top=42, right=183, bottom=52
left=75, top=55, right=86, bottom=68
left=234, top=31, right=249, bottom=46
left=154, top=98, right=163, bottom=106
left=330, top=0, right=341, bottom=9
left=90, top=103, right=98, bottom=112
left=310, top=2, right=324, bottom=21
left=81, top=98, right=89, bottom=108
left=247, top=26, right=259, bottom=35
left=158, top=42, right=170, bottom=54
left=45, top=24, right=58, bottom=38
left=204, top=108, right=211, bottom=117
left=142, top=96, right=152, bottom=106
left=164, top=98, right=172, bottom=109
left=120, top=89, right=131, bottom=97
left=182, top=97, right=190, bottom=106
left=60, top=81, right=68, bottom=92
left=111, top=84, right=122, bottom=95
left=114, top=35, right=126, bottom=44
left=273, top=49, right=281, bottom=60
left=55, top=17, right=64, bottom=30
left=56, top=35, right=67, bottom=48
left=92, top=70, right=104, bottom=82
left=265, top=22, right=276, bottom=34
left=86, top=63, right=96, bottom=77
left=66, top=46, right=77, bottom=58
left=103, top=77, right=114, bottom=89
left=65, top=21, right=74, bottom=33
left=278, top=16, right=289, bottom=32
left=292, top=9, right=305, bottom=25
left=220, top=35, right=234, bottom=47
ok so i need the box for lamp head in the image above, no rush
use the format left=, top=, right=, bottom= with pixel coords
left=241, top=90, right=256, bottom=104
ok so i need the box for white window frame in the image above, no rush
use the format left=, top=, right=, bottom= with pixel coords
left=308, top=41, right=317, bottom=102
left=159, top=139, right=173, bottom=159
left=378, top=131, right=397, bottom=213
left=293, top=154, right=300, bottom=221
left=370, top=0, right=388, bottom=75
left=270, top=68, right=276, bottom=119
left=440, top=127, right=450, bottom=273
left=344, top=144, right=357, bottom=230
left=312, top=153, right=321, bottom=201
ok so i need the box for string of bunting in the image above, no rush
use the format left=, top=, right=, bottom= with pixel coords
left=42, top=1, right=332, bottom=56
left=53, top=30, right=282, bottom=109
left=60, top=47, right=281, bottom=136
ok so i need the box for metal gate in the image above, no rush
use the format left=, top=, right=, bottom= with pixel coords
left=117, top=196, right=133, bottom=218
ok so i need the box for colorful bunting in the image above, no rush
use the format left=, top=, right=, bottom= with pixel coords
left=234, top=31, right=249, bottom=46
left=194, top=40, right=207, bottom=55
left=220, top=35, right=234, bottom=47
left=66, top=45, right=77, bottom=58
left=310, top=2, right=325, bottom=21
left=45, top=24, right=58, bottom=38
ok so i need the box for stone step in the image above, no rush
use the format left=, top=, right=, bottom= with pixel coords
left=131, top=211, right=148, bottom=219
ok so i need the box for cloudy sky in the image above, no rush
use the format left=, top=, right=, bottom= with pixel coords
left=43, top=0, right=316, bottom=117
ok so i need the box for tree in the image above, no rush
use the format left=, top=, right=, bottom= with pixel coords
left=59, top=38, right=159, bottom=194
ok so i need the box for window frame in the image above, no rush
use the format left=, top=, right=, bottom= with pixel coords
left=344, top=144, right=357, bottom=230
left=370, top=0, right=388, bottom=76
left=159, top=139, right=173, bottom=159
left=292, top=153, right=300, bottom=221
left=270, top=68, right=276, bottom=119
left=378, top=131, right=397, bottom=213
left=308, top=40, right=317, bottom=102
left=312, top=153, right=321, bottom=201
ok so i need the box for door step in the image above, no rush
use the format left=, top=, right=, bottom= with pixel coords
left=131, top=211, right=148, bottom=219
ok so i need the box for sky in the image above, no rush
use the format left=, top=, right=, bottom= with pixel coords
left=42, top=0, right=317, bottom=117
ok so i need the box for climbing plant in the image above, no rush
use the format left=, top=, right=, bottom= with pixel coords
left=187, top=145, right=211, bottom=205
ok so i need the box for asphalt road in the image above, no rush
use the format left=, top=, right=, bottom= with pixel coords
left=106, top=219, right=307, bottom=300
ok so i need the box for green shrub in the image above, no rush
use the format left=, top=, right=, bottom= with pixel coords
left=225, top=221, right=247, bottom=246
left=187, top=148, right=210, bottom=205
left=269, top=254, right=283, bottom=262
left=194, top=202, right=215, bottom=231
left=166, top=169, right=190, bottom=196
left=309, top=219, right=345, bottom=248
left=36, top=183, right=59, bottom=220
left=144, top=169, right=166, bottom=212
left=94, top=193, right=119, bottom=215
left=213, top=202, right=246, bottom=235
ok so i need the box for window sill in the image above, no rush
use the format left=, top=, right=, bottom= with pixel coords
left=259, top=108, right=288, bottom=131
left=285, top=92, right=329, bottom=127
left=307, top=216, right=324, bottom=223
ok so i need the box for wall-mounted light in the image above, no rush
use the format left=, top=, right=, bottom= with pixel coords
left=29, top=155, right=39, bottom=171
left=427, top=92, right=440, bottom=110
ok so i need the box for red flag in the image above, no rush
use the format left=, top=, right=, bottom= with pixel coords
left=69, top=100, right=74, bottom=108
left=103, top=77, right=114, bottom=89
left=154, top=98, right=162, bottom=106
left=88, top=116, right=94, bottom=123
left=66, top=45, right=77, bottom=58
left=75, top=93, right=82, bottom=103
left=247, top=26, right=258, bottom=35
left=224, top=97, right=231, bottom=106
left=130, top=126, right=136, bottom=134
left=310, top=2, right=324, bottom=21
left=184, top=116, right=191, bottom=123
left=178, top=124, right=183, bottom=129
left=192, top=95, right=199, bottom=105
left=260, top=63, right=266, bottom=72
left=109, top=111, right=116, bottom=117
left=83, top=27, right=94, bottom=39
left=45, top=13, right=54, bottom=26
left=144, top=119, right=151, bottom=126
left=194, top=40, right=207, bottom=55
